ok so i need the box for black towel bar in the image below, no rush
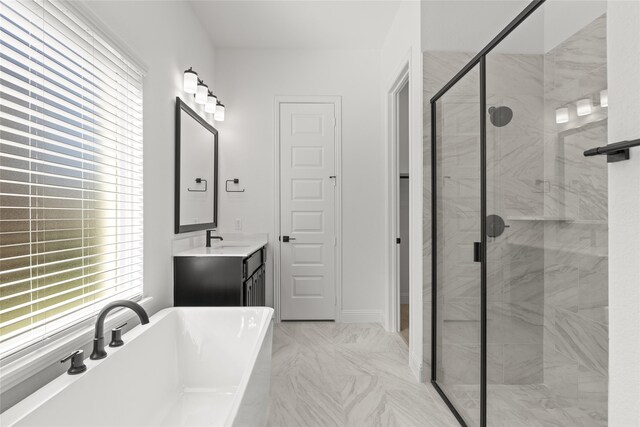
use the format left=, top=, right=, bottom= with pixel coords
left=584, top=138, right=640, bottom=163
left=187, top=178, right=207, bottom=192
left=225, top=178, right=245, bottom=193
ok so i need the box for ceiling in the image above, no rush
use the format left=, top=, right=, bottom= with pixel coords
left=189, top=1, right=403, bottom=49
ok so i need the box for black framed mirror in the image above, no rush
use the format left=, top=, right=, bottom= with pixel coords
left=175, top=97, right=218, bottom=234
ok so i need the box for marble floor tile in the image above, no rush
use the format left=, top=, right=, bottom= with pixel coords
left=267, top=322, right=459, bottom=427
left=268, top=322, right=606, bottom=426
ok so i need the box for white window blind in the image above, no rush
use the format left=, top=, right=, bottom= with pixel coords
left=0, top=0, right=144, bottom=358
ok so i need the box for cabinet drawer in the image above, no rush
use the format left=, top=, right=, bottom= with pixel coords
left=243, top=247, right=264, bottom=279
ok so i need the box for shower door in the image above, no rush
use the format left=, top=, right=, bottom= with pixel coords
left=432, top=65, right=483, bottom=426
left=431, top=1, right=610, bottom=426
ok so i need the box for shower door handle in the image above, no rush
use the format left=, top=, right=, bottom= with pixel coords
left=473, top=242, right=482, bottom=263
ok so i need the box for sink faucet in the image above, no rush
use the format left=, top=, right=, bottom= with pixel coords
left=90, top=300, right=149, bottom=360
left=206, top=230, right=224, bottom=247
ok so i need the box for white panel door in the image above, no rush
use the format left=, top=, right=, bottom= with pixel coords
left=280, top=102, right=336, bottom=320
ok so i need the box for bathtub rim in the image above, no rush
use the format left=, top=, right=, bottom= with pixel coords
left=0, top=306, right=274, bottom=427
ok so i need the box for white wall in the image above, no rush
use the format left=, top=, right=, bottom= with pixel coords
left=214, top=48, right=385, bottom=321
left=380, top=0, right=423, bottom=379
left=607, top=1, right=640, bottom=424
left=83, top=1, right=218, bottom=316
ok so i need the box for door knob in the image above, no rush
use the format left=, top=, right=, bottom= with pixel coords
left=281, top=236, right=296, bottom=242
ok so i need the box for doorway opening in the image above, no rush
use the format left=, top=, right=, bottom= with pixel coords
left=396, top=80, right=410, bottom=345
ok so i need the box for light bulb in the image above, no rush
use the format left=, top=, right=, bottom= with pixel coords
left=214, top=103, right=225, bottom=121
left=576, top=98, right=592, bottom=116
left=600, top=89, right=608, bottom=108
left=555, top=107, right=569, bottom=124
left=205, top=93, right=217, bottom=114
left=183, top=68, right=197, bottom=94
left=195, top=81, right=208, bottom=105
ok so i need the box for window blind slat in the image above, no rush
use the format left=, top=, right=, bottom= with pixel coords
left=0, top=251, right=143, bottom=289
left=0, top=265, right=143, bottom=302
left=1, top=73, right=143, bottom=136
left=0, top=268, right=143, bottom=315
left=0, top=39, right=143, bottom=129
left=0, top=75, right=143, bottom=140
left=0, top=0, right=143, bottom=358
left=0, top=102, right=144, bottom=156
left=0, top=286, right=142, bottom=346
left=0, top=55, right=144, bottom=131
left=1, top=114, right=143, bottom=163
left=0, top=37, right=143, bottom=119
left=1, top=140, right=143, bottom=180
left=0, top=238, right=143, bottom=264
left=2, top=2, right=143, bottom=100
left=0, top=282, right=143, bottom=337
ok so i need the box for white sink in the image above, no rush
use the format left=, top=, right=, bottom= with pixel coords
left=174, top=238, right=267, bottom=257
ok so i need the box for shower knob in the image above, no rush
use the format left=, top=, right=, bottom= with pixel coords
left=486, top=214, right=508, bottom=238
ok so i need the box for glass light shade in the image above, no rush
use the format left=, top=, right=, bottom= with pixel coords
left=600, top=89, right=608, bottom=107
left=555, top=107, right=569, bottom=124
left=214, top=103, right=225, bottom=121
left=183, top=69, right=197, bottom=94
left=205, top=94, right=217, bottom=113
left=576, top=98, right=592, bottom=116
left=195, top=82, right=208, bottom=105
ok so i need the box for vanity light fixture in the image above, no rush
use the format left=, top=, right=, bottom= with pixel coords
left=195, top=79, right=208, bottom=105
left=214, top=102, right=225, bottom=121
left=576, top=98, right=592, bottom=116
left=183, top=67, right=198, bottom=94
left=182, top=68, right=225, bottom=119
left=555, top=107, right=569, bottom=124
left=205, top=91, right=218, bottom=114
left=600, top=89, right=608, bottom=108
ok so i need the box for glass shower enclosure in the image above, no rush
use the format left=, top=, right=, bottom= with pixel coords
left=431, top=1, right=609, bottom=426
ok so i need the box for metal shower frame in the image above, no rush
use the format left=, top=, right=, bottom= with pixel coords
left=430, top=1, right=546, bottom=426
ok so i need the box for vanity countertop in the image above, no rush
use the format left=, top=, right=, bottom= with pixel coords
left=173, top=238, right=267, bottom=258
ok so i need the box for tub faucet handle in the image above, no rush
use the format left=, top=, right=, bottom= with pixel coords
left=61, top=350, right=87, bottom=375
left=109, top=322, right=127, bottom=347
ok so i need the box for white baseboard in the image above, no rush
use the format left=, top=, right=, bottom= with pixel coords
left=400, top=292, right=409, bottom=305
left=340, top=309, right=384, bottom=324
left=410, top=351, right=425, bottom=382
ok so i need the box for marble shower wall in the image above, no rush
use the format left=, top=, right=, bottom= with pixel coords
left=542, top=15, right=608, bottom=424
left=423, top=51, right=475, bottom=375
left=486, top=53, right=545, bottom=385
left=424, top=51, right=546, bottom=386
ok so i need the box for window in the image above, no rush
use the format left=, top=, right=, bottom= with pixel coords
left=0, top=0, right=144, bottom=358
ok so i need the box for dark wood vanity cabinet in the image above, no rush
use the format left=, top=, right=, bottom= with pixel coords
left=174, top=246, right=266, bottom=307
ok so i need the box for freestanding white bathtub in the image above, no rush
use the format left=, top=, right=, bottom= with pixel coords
left=1, top=307, right=274, bottom=427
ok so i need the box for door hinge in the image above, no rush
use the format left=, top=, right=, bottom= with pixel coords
left=396, top=237, right=401, bottom=244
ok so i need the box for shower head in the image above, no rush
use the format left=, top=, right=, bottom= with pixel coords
left=488, top=106, right=513, bottom=127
